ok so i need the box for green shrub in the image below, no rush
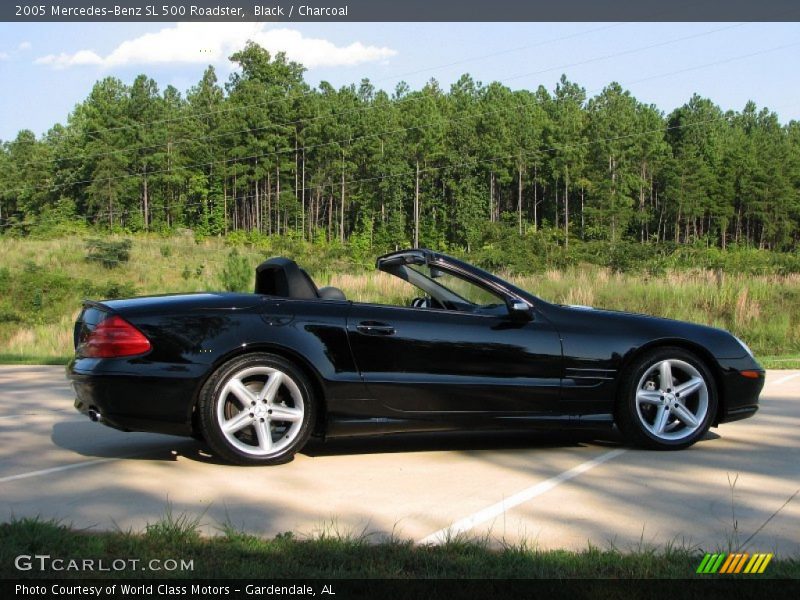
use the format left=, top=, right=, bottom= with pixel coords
left=85, top=239, right=132, bottom=269
left=218, top=249, right=251, bottom=292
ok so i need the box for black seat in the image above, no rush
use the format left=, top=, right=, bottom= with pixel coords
left=255, top=257, right=319, bottom=299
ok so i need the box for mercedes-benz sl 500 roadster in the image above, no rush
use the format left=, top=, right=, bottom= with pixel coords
left=69, top=249, right=764, bottom=465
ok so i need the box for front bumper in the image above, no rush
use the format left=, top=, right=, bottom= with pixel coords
left=716, top=357, right=765, bottom=424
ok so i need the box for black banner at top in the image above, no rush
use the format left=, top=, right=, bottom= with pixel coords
left=3, top=0, right=800, bottom=22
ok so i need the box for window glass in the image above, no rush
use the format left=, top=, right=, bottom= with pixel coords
left=407, top=265, right=504, bottom=307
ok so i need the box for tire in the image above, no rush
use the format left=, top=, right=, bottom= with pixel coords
left=197, top=353, right=316, bottom=465
left=616, top=347, right=717, bottom=450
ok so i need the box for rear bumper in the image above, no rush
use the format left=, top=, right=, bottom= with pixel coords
left=68, top=357, right=204, bottom=436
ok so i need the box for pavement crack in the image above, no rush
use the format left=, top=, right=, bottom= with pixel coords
left=738, top=487, right=800, bottom=551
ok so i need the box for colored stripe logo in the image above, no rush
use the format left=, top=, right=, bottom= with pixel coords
left=696, top=552, right=773, bottom=574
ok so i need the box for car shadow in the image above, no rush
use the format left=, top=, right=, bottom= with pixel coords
left=52, top=418, right=628, bottom=464
left=301, top=428, right=621, bottom=457
left=51, top=418, right=721, bottom=465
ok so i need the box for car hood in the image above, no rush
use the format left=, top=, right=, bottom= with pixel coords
left=549, top=302, right=750, bottom=360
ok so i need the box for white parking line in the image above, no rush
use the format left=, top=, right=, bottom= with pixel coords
left=417, top=448, right=628, bottom=545
left=0, top=457, right=123, bottom=484
left=0, top=413, right=80, bottom=420
left=766, top=372, right=800, bottom=388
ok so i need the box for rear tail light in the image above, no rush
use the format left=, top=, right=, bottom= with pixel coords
left=80, top=315, right=151, bottom=358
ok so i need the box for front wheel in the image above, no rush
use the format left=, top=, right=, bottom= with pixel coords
left=616, top=347, right=717, bottom=450
left=198, top=353, right=316, bottom=465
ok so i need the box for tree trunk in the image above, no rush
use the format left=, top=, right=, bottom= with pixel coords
left=276, top=165, right=281, bottom=236
left=266, top=171, right=271, bottom=235
left=340, top=158, right=345, bottom=243
left=489, top=171, right=494, bottom=223
left=254, top=166, right=260, bottom=233
left=142, top=173, right=149, bottom=231
left=518, top=163, right=523, bottom=235
left=414, top=160, right=420, bottom=247
left=107, top=180, right=113, bottom=228
left=328, top=193, right=333, bottom=242
left=223, top=171, right=228, bottom=235
left=554, top=177, right=559, bottom=230
left=564, top=170, right=569, bottom=248
left=533, top=165, right=538, bottom=232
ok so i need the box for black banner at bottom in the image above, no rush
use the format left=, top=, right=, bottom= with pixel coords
left=3, top=579, right=800, bottom=600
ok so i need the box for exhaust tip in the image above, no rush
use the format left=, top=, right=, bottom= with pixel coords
left=87, top=408, right=102, bottom=422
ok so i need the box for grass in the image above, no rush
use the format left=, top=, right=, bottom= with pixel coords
left=1, top=234, right=800, bottom=363
left=1, top=515, right=797, bottom=579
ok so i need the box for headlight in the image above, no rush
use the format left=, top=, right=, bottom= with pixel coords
left=734, top=335, right=755, bottom=358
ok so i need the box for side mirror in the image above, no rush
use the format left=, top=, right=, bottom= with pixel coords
left=507, top=298, right=533, bottom=321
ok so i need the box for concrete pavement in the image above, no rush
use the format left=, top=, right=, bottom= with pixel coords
left=0, top=365, right=798, bottom=555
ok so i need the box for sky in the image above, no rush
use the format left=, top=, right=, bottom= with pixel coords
left=1, top=21, right=799, bottom=141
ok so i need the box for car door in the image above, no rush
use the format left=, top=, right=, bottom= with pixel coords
left=346, top=302, right=563, bottom=416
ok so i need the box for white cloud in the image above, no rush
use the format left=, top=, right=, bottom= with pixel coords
left=34, top=23, right=396, bottom=70
left=18, top=41, right=32, bottom=51
left=35, top=49, right=103, bottom=68
left=0, top=52, right=9, bottom=61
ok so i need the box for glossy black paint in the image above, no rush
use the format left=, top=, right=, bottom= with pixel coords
left=69, top=249, right=764, bottom=441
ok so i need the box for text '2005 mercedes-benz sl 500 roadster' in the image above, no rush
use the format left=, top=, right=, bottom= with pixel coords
left=68, top=249, right=764, bottom=465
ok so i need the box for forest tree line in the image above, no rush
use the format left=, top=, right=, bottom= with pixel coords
left=1, top=41, right=799, bottom=252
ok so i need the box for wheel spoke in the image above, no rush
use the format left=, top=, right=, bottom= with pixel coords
left=222, top=409, right=253, bottom=434
left=637, top=390, right=663, bottom=406
left=659, top=360, right=674, bottom=390
left=674, top=376, right=703, bottom=398
left=653, top=405, right=670, bottom=434
left=269, top=404, right=303, bottom=422
left=258, top=372, right=284, bottom=404
left=672, top=402, right=699, bottom=428
left=229, top=378, right=256, bottom=406
left=254, top=419, right=273, bottom=451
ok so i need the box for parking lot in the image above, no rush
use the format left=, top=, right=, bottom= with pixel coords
left=1, top=365, right=798, bottom=554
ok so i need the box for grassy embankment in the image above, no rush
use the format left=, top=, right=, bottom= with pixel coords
left=1, top=235, right=799, bottom=367
left=1, top=516, right=798, bottom=579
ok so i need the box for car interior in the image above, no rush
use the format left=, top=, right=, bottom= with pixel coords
left=254, top=256, right=510, bottom=317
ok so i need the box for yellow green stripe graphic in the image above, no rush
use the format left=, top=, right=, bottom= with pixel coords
left=697, top=552, right=773, bottom=574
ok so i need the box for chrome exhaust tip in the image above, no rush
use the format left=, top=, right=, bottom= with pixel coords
left=87, top=409, right=102, bottom=422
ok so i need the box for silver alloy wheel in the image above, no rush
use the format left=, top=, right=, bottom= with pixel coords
left=215, top=366, right=305, bottom=457
left=635, top=359, right=709, bottom=441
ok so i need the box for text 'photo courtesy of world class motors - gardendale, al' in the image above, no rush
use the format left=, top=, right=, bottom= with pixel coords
left=0, top=1, right=799, bottom=597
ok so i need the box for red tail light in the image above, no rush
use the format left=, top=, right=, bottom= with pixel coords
left=81, top=315, right=151, bottom=358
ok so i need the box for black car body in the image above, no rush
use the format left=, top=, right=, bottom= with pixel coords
left=69, top=249, right=764, bottom=464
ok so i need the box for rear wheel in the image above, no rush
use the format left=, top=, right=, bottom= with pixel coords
left=198, top=353, right=315, bottom=465
left=616, top=347, right=717, bottom=450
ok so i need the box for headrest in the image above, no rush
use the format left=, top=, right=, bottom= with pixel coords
left=255, top=257, right=319, bottom=299
left=318, top=286, right=346, bottom=301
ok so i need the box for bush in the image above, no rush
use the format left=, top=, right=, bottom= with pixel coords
left=218, top=249, right=252, bottom=292
left=97, top=281, right=137, bottom=299
left=85, top=239, right=132, bottom=269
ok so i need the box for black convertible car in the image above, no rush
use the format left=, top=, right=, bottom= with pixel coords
left=69, top=249, right=764, bottom=465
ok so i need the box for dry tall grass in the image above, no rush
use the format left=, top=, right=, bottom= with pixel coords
left=1, top=235, right=798, bottom=362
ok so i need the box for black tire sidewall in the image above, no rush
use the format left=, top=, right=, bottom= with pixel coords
left=198, top=353, right=315, bottom=465
left=617, top=347, right=718, bottom=450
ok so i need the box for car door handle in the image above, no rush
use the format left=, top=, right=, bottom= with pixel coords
left=356, top=321, right=396, bottom=336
